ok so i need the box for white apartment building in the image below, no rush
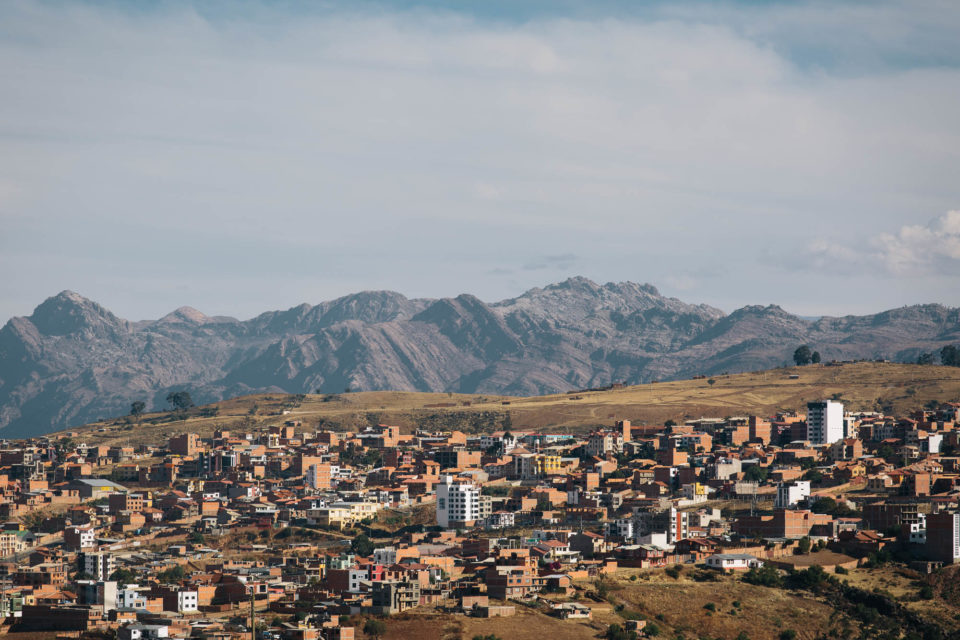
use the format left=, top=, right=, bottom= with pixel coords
left=807, top=400, right=844, bottom=444
left=436, top=476, right=480, bottom=529
left=633, top=506, right=688, bottom=544
left=119, top=587, right=148, bottom=609
left=176, top=590, right=198, bottom=613
left=479, top=433, right=517, bottom=453
left=909, top=515, right=927, bottom=545
left=775, top=481, right=811, bottom=509
left=82, top=552, right=116, bottom=581
left=66, top=525, right=96, bottom=550
left=604, top=518, right=634, bottom=541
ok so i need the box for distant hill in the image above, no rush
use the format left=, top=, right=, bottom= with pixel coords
left=56, top=363, right=960, bottom=449
left=2, top=277, right=960, bottom=437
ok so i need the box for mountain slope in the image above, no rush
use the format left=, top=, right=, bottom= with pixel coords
left=0, top=279, right=958, bottom=437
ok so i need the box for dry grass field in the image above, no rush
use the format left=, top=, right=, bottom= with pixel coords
left=369, top=564, right=960, bottom=640
left=63, top=362, right=960, bottom=447
left=596, top=570, right=850, bottom=640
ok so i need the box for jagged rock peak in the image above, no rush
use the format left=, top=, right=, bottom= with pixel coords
left=158, top=306, right=209, bottom=324
left=29, top=290, right=123, bottom=336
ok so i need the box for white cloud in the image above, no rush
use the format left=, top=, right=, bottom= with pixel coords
left=806, top=211, right=960, bottom=277
left=872, top=211, right=960, bottom=274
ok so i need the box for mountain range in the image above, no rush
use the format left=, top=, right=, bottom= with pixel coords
left=1, top=277, right=959, bottom=438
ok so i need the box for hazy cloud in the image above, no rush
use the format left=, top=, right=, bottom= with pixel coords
left=522, top=253, right=580, bottom=271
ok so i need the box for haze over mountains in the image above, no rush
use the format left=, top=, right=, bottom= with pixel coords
left=1, top=277, right=959, bottom=438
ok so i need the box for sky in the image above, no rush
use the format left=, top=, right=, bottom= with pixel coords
left=1, top=0, right=959, bottom=322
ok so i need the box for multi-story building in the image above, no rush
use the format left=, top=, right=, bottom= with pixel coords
left=82, top=552, right=115, bottom=581
left=926, top=511, right=960, bottom=564
left=807, top=400, right=844, bottom=444
left=64, top=526, right=96, bottom=550
left=485, top=566, right=537, bottom=600
left=775, top=481, right=811, bottom=509
left=585, top=431, right=623, bottom=457
left=0, top=531, right=27, bottom=557
left=604, top=518, right=634, bottom=541
left=306, top=463, right=333, bottom=490
left=168, top=433, right=201, bottom=456
left=370, top=580, right=420, bottom=615
left=633, top=507, right=688, bottom=544
left=512, top=454, right=562, bottom=480
left=436, top=477, right=480, bottom=529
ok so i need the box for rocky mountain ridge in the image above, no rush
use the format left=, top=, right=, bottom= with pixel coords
left=1, top=277, right=958, bottom=437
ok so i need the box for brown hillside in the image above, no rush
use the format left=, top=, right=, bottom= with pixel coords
left=60, top=362, right=960, bottom=447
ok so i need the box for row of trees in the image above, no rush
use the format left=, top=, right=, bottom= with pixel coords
left=128, top=391, right=195, bottom=418
left=797, top=343, right=960, bottom=367
left=919, top=344, right=960, bottom=366
left=793, top=345, right=822, bottom=366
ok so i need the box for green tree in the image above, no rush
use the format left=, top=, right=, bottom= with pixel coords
left=917, top=352, right=936, bottom=365
left=793, top=345, right=813, bottom=366
left=811, top=497, right=836, bottom=514
left=157, top=565, right=186, bottom=583
left=742, top=564, right=782, bottom=587
left=605, top=624, right=639, bottom=640
left=130, top=401, right=146, bottom=419
left=941, top=344, right=960, bottom=366
left=796, top=536, right=812, bottom=554
left=743, top=465, right=768, bottom=483
left=811, top=351, right=821, bottom=364
left=109, top=568, right=137, bottom=584
left=363, top=619, right=386, bottom=639
left=351, top=534, right=374, bottom=557
left=166, top=391, right=194, bottom=411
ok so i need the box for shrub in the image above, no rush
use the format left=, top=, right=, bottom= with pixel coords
left=703, top=603, right=716, bottom=612
left=779, top=631, right=797, bottom=640
left=742, top=565, right=782, bottom=587
left=605, top=624, right=637, bottom=640
left=363, top=619, right=386, bottom=639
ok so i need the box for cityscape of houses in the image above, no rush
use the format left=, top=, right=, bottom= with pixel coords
left=0, top=394, right=958, bottom=639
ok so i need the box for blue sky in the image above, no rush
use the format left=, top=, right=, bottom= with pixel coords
left=1, top=0, right=959, bottom=321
